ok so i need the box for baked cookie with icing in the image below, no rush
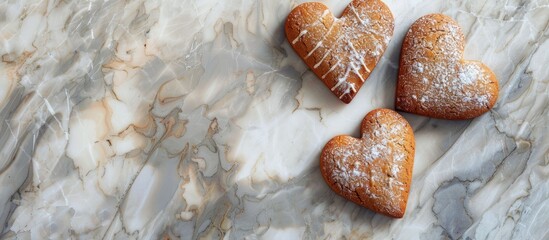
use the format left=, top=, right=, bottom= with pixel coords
left=396, top=14, right=499, bottom=119
left=285, top=0, right=394, bottom=103
left=320, top=109, right=415, bottom=218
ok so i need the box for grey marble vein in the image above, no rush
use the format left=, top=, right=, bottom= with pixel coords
left=0, top=0, right=548, bottom=239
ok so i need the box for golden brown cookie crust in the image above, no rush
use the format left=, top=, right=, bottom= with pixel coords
left=396, top=14, right=499, bottom=119
left=285, top=0, right=394, bottom=103
left=320, top=109, right=415, bottom=218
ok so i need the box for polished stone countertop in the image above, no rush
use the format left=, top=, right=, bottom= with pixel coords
left=0, top=0, right=548, bottom=239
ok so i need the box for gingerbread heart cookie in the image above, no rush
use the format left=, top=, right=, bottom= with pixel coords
left=285, top=0, right=394, bottom=103
left=396, top=14, right=499, bottom=119
left=320, top=109, right=415, bottom=218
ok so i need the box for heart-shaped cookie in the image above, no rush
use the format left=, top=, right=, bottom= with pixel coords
left=396, top=14, right=499, bottom=119
left=320, top=109, right=415, bottom=218
left=285, top=0, right=394, bottom=103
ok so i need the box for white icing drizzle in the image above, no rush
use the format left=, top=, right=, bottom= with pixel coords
left=314, top=48, right=332, bottom=68
left=305, top=41, right=323, bottom=59
left=290, top=0, right=393, bottom=100
left=349, top=3, right=369, bottom=27
left=320, top=9, right=330, bottom=18
left=338, top=90, right=349, bottom=99
left=290, top=10, right=330, bottom=45
left=333, top=66, right=352, bottom=98
left=322, top=60, right=340, bottom=79
left=349, top=41, right=371, bottom=75
left=306, top=18, right=338, bottom=61
left=350, top=83, right=357, bottom=93
left=351, top=64, right=365, bottom=83
left=331, top=77, right=346, bottom=91
left=292, top=30, right=308, bottom=44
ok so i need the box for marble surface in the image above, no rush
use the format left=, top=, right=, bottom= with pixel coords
left=0, top=0, right=548, bottom=239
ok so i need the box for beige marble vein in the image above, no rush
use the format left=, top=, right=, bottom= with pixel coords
left=0, top=0, right=548, bottom=239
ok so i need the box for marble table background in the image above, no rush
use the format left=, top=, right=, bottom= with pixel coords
left=0, top=0, right=548, bottom=239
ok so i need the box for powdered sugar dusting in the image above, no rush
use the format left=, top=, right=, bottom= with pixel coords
left=398, top=14, right=495, bottom=116
left=322, top=110, right=412, bottom=214
left=412, top=62, right=424, bottom=73
left=458, top=64, right=480, bottom=84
